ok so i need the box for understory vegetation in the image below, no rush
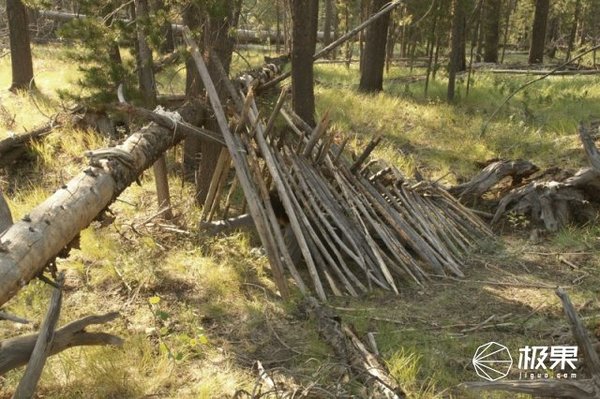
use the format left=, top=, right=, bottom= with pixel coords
left=1, top=44, right=600, bottom=398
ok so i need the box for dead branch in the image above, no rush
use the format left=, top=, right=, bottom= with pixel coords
left=0, top=312, right=122, bottom=376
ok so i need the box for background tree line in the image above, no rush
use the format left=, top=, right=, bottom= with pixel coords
left=2, top=0, right=600, bottom=209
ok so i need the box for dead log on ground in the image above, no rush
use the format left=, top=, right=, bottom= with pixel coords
left=489, top=124, right=600, bottom=231
left=0, top=312, right=122, bottom=376
left=462, top=288, right=600, bottom=398
left=0, top=102, right=202, bottom=307
left=304, top=296, right=406, bottom=398
left=0, top=122, right=57, bottom=168
left=449, top=160, right=539, bottom=202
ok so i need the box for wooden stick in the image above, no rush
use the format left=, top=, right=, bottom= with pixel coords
left=350, top=136, right=382, bottom=173
left=200, top=148, right=231, bottom=222
left=12, top=273, right=64, bottom=399
left=182, top=27, right=289, bottom=297
left=0, top=312, right=123, bottom=376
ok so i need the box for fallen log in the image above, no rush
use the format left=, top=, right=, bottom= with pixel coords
left=0, top=103, right=201, bottom=307
left=37, top=10, right=334, bottom=44
left=0, top=312, right=122, bottom=376
left=489, top=124, right=600, bottom=231
left=449, top=160, right=539, bottom=202
left=0, top=122, right=57, bottom=168
left=304, top=297, right=406, bottom=398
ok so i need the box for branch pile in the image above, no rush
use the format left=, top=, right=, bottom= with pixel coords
left=184, top=31, right=494, bottom=301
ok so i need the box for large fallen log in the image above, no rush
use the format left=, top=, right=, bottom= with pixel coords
left=37, top=10, right=335, bottom=44
left=0, top=103, right=201, bottom=307
left=489, top=124, right=600, bottom=231
left=449, top=160, right=539, bottom=203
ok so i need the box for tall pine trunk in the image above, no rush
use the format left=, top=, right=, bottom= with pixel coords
left=359, top=0, right=390, bottom=93
left=528, top=0, right=550, bottom=64
left=565, top=0, right=581, bottom=62
left=448, top=0, right=466, bottom=101
left=290, top=0, right=319, bottom=126
left=7, top=0, right=34, bottom=91
left=483, top=0, right=501, bottom=63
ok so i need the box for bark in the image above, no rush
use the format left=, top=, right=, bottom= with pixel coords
left=134, top=0, right=173, bottom=219
left=182, top=3, right=204, bottom=181
left=358, top=0, right=391, bottom=93
left=323, top=0, right=334, bottom=48
left=528, top=0, right=550, bottom=64
left=290, top=0, right=319, bottom=126
left=0, top=313, right=122, bottom=376
left=483, top=0, right=501, bottom=63
left=0, top=103, right=201, bottom=307
left=7, top=0, right=34, bottom=91
left=448, top=0, right=466, bottom=101
left=0, top=190, right=12, bottom=235
left=565, top=0, right=581, bottom=62
left=196, top=0, right=242, bottom=205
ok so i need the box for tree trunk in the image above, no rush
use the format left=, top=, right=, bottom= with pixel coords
left=500, top=0, right=515, bottom=63
left=290, top=0, right=319, bottom=126
left=323, top=0, right=333, bottom=53
left=152, top=0, right=175, bottom=53
left=183, top=4, right=204, bottom=182
left=195, top=0, right=241, bottom=205
left=7, top=0, right=34, bottom=91
left=448, top=0, right=466, bottom=101
left=358, top=0, right=390, bottom=93
left=483, top=0, right=501, bottom=63
left=134, top=0, right=173, bottom=219
left=565, top=0, right=581, bottom=62
left=546, top=16, right=559, bottom=59
left=528, top=0, right=550, bottom=64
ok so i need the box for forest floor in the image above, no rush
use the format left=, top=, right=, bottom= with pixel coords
left=1, top=44, right=600, bottom=398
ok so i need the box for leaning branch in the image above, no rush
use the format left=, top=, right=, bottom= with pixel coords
left=259, top=0, right=404, bottom=91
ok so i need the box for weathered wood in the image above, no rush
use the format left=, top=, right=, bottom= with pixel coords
left=0, top=123, right=56, bottom=168
left=449, top=160, right=539, bottom=202
left=12, top=273, right=63, bottom=399
left=304, top=296, right=406, bottom=398
left=0, top=313, right=122, bottom=376
left=0, top=190, right=13, bottom=235
left=0, top=103, right=201, bottom=307
left=182, top=26, right=290, bottom=297
left=487, top=69, right=600, bottom=75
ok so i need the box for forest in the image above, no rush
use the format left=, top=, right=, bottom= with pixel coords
left=1, top=0, right=600, bottom=398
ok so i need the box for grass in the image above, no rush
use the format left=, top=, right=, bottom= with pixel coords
left=1, top=43, right=600, bottom=398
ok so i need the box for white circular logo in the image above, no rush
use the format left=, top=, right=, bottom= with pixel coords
left=472, top=342, right=513, bottom=381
